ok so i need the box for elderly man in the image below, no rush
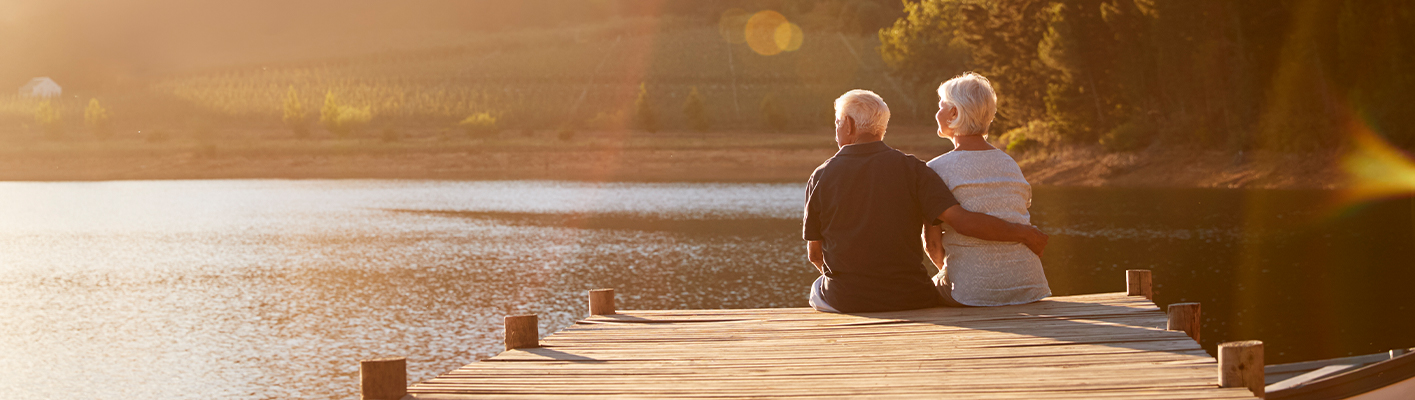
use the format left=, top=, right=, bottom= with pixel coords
left=804, top=89, right=1047, bottom=313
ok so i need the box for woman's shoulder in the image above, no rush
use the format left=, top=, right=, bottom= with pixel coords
left=927, top=148, right=1014, bottom=163
left=925, top=150, right=966, bottom=167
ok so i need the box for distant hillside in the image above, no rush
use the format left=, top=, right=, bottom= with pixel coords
left=3, top=14, right=929, bottom=139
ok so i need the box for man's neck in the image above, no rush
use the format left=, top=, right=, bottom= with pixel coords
left=839, top=136, right=884, bottom=149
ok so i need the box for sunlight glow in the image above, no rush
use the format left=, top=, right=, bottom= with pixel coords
left=745, top=11, right=788, bottom=55
left=774, top=22, right=804, bottom=52
left=739, top=10, right=803, bottom=56
left=1337, top=115, right=1415, bottom=206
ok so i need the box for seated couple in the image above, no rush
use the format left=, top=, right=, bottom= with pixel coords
left=804, top=73, right=1051, bottom=313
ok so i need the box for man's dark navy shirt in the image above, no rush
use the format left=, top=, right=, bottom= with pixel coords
left=803, top=140, right=959, bottom=313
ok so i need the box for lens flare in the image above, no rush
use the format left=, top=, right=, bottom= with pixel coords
left=1337, top=116, right=1415, bottom=206
left=774, top=21, right=804, bottom=52
left=745, top=10, right=788, bottom=56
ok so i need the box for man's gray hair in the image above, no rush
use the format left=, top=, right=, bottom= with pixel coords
left=834, top=89, right=890, bottom=137
left=938, top=72, right=997, bottom=136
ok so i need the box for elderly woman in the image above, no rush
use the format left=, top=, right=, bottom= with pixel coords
left=924, top=73, right=1051, bottom=307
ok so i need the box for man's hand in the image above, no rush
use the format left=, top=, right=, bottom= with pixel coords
left=940, top=205, right=1048, bottom=257
left=1017, top=224, right=1048, bottom=257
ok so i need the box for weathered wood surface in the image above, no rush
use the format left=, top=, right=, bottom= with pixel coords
left=408, top=292, right=1256, bottom=399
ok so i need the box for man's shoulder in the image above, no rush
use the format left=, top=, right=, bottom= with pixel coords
left=809, top=157, right=834, bottom=183
left=889, top=149, right=933, bottom=174
left=813, top=146, right=929, bottom=177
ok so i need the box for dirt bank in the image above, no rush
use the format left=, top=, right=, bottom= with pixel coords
left=1014, top=145, right=1346, bottom=190
left=0, top=129, right=1350, bottom=189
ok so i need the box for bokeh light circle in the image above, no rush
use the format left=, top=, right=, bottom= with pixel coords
left=745, top=10, right=788, bottom=56
left=775, top=22, right=803, bottom=52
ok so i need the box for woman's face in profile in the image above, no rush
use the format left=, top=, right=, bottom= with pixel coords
left=936, top=98, right=958, bottom=138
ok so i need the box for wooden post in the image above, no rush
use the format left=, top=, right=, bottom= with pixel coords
left=1167, top=302, right=1201, bottom=342
left=1219, top=340, right=1265, bottom=398
left=1126, top=269, right=1152, bottom=300
left=505, top=314, right=540, bottom=350
left=359, top=357, right=406, bottom=400
left=589, top=288, right=616, bottom=315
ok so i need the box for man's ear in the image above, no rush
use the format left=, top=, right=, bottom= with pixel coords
left=843, top=116, right=855, bottom=136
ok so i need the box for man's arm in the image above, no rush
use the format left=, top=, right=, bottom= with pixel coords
left=923, top=224, right=945, bottom=268
left=806, top=241, right=825, bottom=274
left=938, top=205, right=1048, bottom=256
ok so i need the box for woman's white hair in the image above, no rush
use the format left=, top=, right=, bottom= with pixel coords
left=834, top=89, right=890, bottom=137
left=938, top=72, right=998, bottom=137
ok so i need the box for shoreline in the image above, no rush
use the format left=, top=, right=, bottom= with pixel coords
left=0, top=129, right=1349, bottom=189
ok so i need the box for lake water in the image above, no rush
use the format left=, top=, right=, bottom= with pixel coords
left=1, top=180, right=1411, bottom=399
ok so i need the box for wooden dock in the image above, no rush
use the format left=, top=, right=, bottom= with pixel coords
left=361, top=271, right=1264, bottom=399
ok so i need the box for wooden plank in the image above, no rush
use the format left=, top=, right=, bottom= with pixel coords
left=405, top=292, right=1256, bottom=399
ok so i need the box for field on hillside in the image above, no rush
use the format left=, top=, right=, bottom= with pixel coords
left=2, top=17, right=932, bottom=142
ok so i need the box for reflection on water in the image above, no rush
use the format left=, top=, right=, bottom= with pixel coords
left=1035, top=187, right=1415, bottom=367
left=0, top=180, right=806, bottom=400
left=1, top=180, right=1411, bottom=399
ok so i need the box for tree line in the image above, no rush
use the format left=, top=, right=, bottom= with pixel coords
left=880, top=0, right=1414, bottom=152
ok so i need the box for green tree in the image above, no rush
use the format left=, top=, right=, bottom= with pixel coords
left=1037, top=1, right=1125, bottom=143
left=879, top=0, right=971, bottom=95
left=283, top=86, right=308, bottom=138
left=955, top=0, right=1053, bottom=132
left=682, top=86, right=709, bottom=132
left=1334, top=0, right=1415, bottom=148
left=35, top=101, right=62, bottom=139
left=84, top=98, right=112, bottom=139
left=1254, top=0, right=1347, bottom=151
left=633, top=83, right=658, bottom=133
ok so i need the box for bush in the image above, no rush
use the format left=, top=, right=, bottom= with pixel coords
left=557, top=126, right=576, bottom=141
left=84, top=98, right=112, bottom=139
left=459, top=112, right=498, bottom=138
left=1099, top=118, right=1154, bottom=152
left=633, top=82, right=658, bottom=133
left=761, top=93, right=787, bottom=131
left=682, top=86, right=709, bottom=132
left=999, top=121, right=1059, bottom=153
left=333, top=106, right=372, bottom=137
left=34, top=101, right=62, bottom=139
left=381, top=127, right=399, bottom=142
left=319, top=91, right=372, bottom=137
